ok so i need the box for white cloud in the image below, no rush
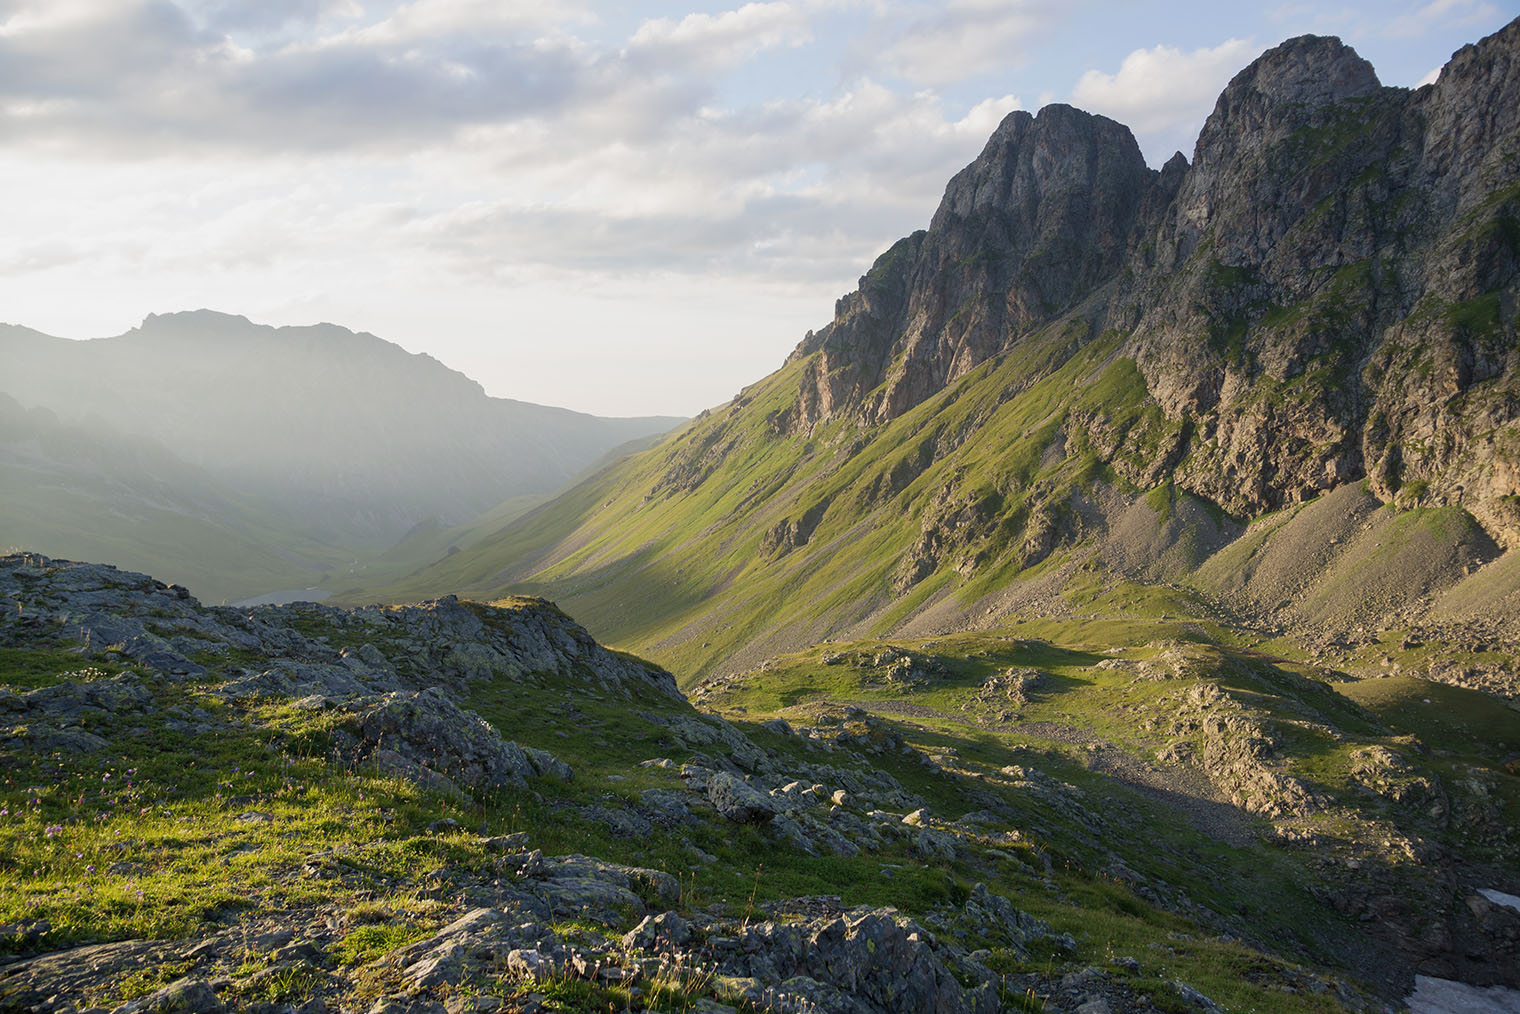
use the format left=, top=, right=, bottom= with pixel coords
left=627, top=3, right=810, bottom=72
left=874, top=0, right=1048, bottom=85
left=957, top=93, right=1021, bottom=138
left=1070, top=38, right=1255, bottom=162
left=398, top=81, right=1023, bottom=286
left=0, top=0, right=1040, bottom=415
left=1385, top=0, right=1500, bottom=39
left=0, top=1, right=625, bottom=155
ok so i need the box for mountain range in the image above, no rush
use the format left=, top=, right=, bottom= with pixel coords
left=359, top=24, right=1520, bottom=680
left=0, top=311, right=680, bottom=600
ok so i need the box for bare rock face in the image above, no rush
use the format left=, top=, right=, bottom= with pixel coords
left=331, top=688, right=573, bottom=794
left=703, top=770, right=777, bottom=823
left=791, top=104, right=1152, bottom=429
left=1123, top=25, right=1520, bottom=532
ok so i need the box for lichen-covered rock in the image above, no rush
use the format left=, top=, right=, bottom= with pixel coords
left=621, top=911, right=690, bottom=951
left=704, top=771, right=778, bottom=824
left=111, top=977, right=225, bottom=1014
left=0, top=554, right=683, bottom=706
left=530, top=854, right=679, bottom=921
left=955, top=883, right=1070, bottom=959
left=331, top=688, right=570, bottom=793
left=0, top=673, right=154, bottom=754
left=732, top=910, right=998, bottom=1014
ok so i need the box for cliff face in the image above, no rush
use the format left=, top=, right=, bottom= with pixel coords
left=788, top=22, right=1520, bottom=542
left=1124, top=28, right=1520, bottom=536
left=791, top=104, right=1153, bottom=428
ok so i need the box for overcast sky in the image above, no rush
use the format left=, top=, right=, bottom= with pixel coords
left=1, top=0, right=1512, bottom=417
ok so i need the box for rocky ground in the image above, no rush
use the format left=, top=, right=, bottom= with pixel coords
left=701, top=632, right=1520, bottom=1004
left=0, top=555, right=1212, bottom=1014
left=2, top=554, right=1518, bottom=1013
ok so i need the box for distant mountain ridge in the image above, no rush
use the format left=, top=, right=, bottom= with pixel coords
left=0, top=310, right=681, bottom=598
left=361, top=21, right=1520, bottom=679
left=0, top=310, right=681, bottom=538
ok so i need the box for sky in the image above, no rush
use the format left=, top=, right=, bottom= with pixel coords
left=0, top=1, right=1514, bottom=417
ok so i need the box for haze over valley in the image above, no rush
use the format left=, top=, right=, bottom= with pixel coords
left=0, top=311, right=680, bottom=601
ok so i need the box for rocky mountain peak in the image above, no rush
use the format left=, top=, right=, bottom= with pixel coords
left=131, top=309, right=258, bottom=345
left=929, top=103, right=1146, bottom=233
left=1204, top=35, right=1378, bottom=152
left=1201, top=34, right=1380, bottom=139
left=1415, top=17, right=1520, bottom=225
left=791, top=102, right=1152, bottom=429
left=779, top=19, right=1519, bottom=536
left=1176, top=36, right=1385, bottom=244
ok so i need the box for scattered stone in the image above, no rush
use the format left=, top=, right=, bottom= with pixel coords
left=1172, top=980, right=1225, bottom=1013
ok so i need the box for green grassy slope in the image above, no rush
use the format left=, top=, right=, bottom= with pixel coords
left=349, top=316, right=1513, bottom=689
left=353, top=326, right=1202, bottom=676
left=692, top=624, right=1520, bottom=1000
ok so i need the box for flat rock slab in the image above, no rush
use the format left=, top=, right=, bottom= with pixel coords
left=0, top=939, right=181, bottom=1007
left=1478, top=889, right=1520, bottom=915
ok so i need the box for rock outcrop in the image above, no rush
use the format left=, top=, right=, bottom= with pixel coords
left=0, top=553, right=685, bottom=800
left=791, top=103, right=1152, bottom=429
left=0, top=554, right=1088, bottom=1014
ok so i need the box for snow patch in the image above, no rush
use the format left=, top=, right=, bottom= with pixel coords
left=1478, top=888, right=1520, bottom=914
left=1407, top=975, right=1520, bottom=1014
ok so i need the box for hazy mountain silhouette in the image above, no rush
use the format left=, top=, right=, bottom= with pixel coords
left=0, top=311, right=681, bottom=598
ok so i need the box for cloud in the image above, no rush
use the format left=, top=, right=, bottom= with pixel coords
left=336, top=0, right=594, bottom=45
left=872, top=0, right=1049, bottom=85
left=1070, top=38, right=1255, bottom=161
left=0, top=0, right=1038, bottom=414
left=1384, top=0, right=1500, bottom=39
left=406, top=83, right=1022, bottom=283
left=0, top=0, right=1024, bottom=290
left=627, top=2, right=810, bottom=73
left=178, top=0, right=363, bottom=36
left=0, top=0, right=655, bottom=154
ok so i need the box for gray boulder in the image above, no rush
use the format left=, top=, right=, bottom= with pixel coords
left=334, top=688, right=570, bottom=793
left=707, top=771, right=777, bottom=824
